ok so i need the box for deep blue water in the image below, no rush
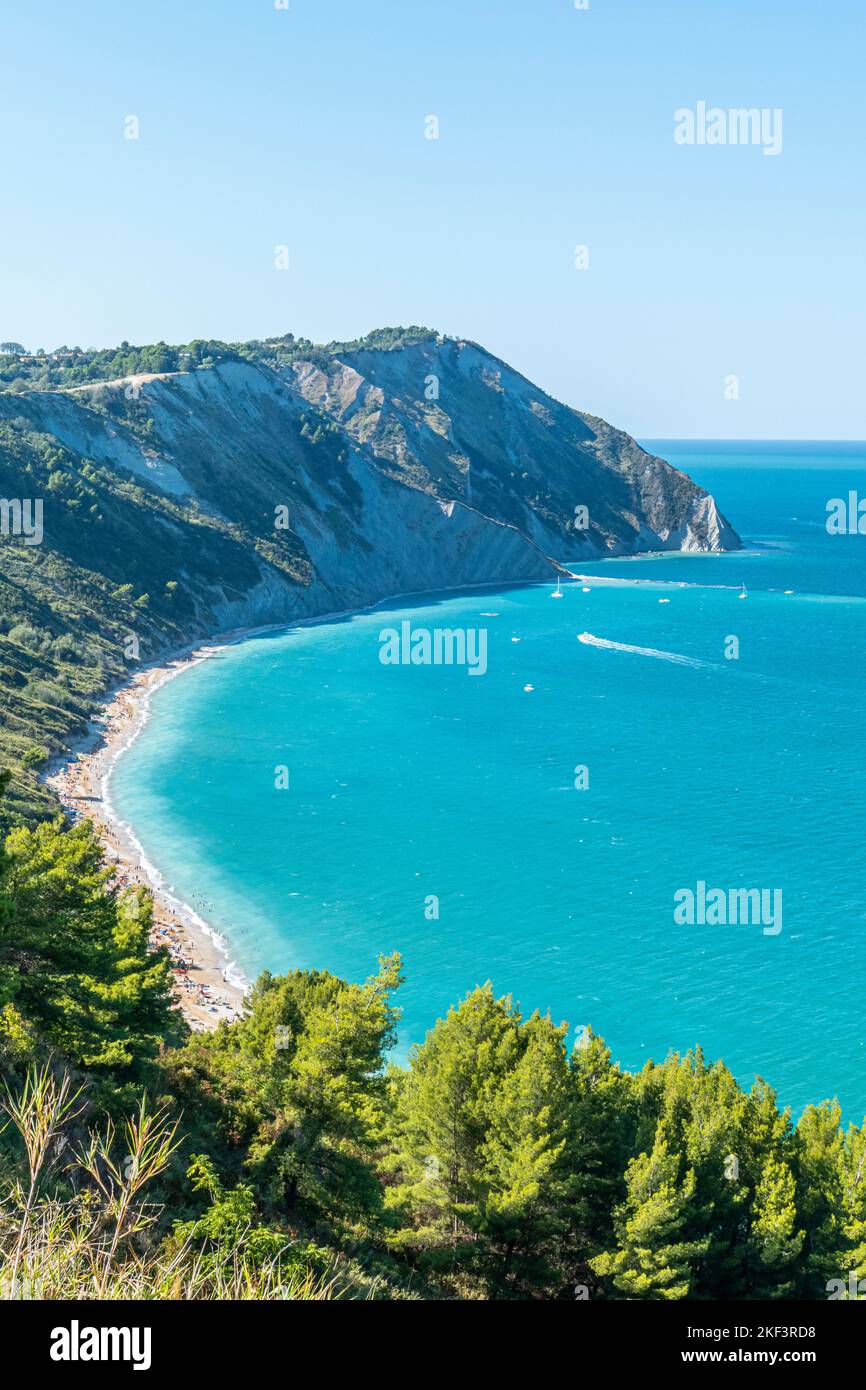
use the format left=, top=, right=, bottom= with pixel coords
left=112, top=441, right=866, bottom=1117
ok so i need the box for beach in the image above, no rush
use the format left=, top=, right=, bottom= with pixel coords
left=36, top=564, right=763, bottom=1037
left=42, top=581, right=559, bottom=1033
left=47, top=640, right=249, bottom=1031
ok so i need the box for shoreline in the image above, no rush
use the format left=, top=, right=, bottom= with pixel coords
left=44, top=577, right=554, bottom=1030
left=47, top=633, right=257, bottom=1030
left=43, top=562, right=737, bottom=1032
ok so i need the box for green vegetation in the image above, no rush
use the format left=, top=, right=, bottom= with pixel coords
left=0, top=778, right=179, bottom=1101
left=0, top=340, right=240, bottom=394
left=0, top=332, right=828, bottom=1300
left=0, top=773, right=863, bottom=1301
left=0, top=1066, right=341, bottom=1300
left=0, top=329, right=441, bottom=395
left=0, top=330, right=444, bottom=825
left=0, top=410, right=308, bottom=828
left=0, top=324, right=714, bottom=827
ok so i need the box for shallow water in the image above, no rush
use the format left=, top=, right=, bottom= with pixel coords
left=112, top=441, right=866, bottom=1117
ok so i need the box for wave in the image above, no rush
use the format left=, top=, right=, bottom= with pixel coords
left=99, top=655, right=251, bottom=996
left=577, top=631, right=712, bottom=668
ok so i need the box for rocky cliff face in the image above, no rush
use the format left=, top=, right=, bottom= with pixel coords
left=0, top=329, right=740, bottom=821
left=0, top=332, right=739, bottom=639
left=287, top=337, right=740, bottom=560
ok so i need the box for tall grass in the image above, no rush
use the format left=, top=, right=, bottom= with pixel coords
left=0, top=1065, right=339, bottom=1301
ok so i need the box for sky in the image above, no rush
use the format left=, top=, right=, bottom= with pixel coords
left=1, top=0, right=863, bottom=438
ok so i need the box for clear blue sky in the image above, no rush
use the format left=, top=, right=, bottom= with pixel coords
left=1, top=0, right=863, bottom=438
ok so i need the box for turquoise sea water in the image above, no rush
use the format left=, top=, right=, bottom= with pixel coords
left=112, top=441, right=866, bottom=1117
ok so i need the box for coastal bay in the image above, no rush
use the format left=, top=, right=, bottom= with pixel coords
left=102, top=446, right=866, bottom=1116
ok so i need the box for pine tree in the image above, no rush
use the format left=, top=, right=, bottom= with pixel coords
left=590, top=1130, right=709, bottom=1299
left=480, top=1012, right=571, bottom=1296
left=745, top=1152, right=804, bottom=1298
left=386, top=985, right=521, bottom=1258
left=0, top=802, right=177, bottom=1085
left=165, top=953, right=403, bottom=1235
left=564, top=1028, right=633, bottom=1290
left=793, top=1100, right=846, bottom=1296
left=832, top=1121, right=866, bottom=1299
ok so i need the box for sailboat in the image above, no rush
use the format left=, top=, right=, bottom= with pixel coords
left=739, top=582, right=748, bottom=599
left=551, top=576, right=564, bottom=598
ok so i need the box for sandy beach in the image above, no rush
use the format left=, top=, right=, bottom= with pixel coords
left=47, top=639, right=251, bottom=1031
left=43, top=575, right=628, bottom=1033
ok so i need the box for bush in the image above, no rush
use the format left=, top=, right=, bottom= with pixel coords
left=20, top=746, right=47, bottom=771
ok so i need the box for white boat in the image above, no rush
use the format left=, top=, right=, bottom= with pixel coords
left=739, top=582, right=748, bottom=599
left=551, top=577, right=563, bottom=598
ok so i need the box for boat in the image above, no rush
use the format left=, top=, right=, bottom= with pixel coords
left=551, top=577, right=563, bottom=598
left=739, top=582, right=748, bottom=599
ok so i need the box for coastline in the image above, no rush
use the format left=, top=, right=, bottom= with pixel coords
left=47, top=634, right=257, bottom=1030
left=44, top=577, right=552, bottom=1031
left=43, top=563, right=729, bottom=1033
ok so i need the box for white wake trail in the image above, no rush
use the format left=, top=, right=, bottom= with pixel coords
left=577, top=632, right=711, bottom=668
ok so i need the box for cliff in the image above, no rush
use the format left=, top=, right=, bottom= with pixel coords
left=0, top=328, right=739, bottom=821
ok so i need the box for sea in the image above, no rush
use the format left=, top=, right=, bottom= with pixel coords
left=110, top=441, right=866, bottom=1118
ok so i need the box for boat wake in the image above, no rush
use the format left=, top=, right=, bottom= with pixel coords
left=577, top=632, right=711, bottom=668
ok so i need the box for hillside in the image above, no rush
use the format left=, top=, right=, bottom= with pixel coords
left=0, top=329, right=739, bottom=823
